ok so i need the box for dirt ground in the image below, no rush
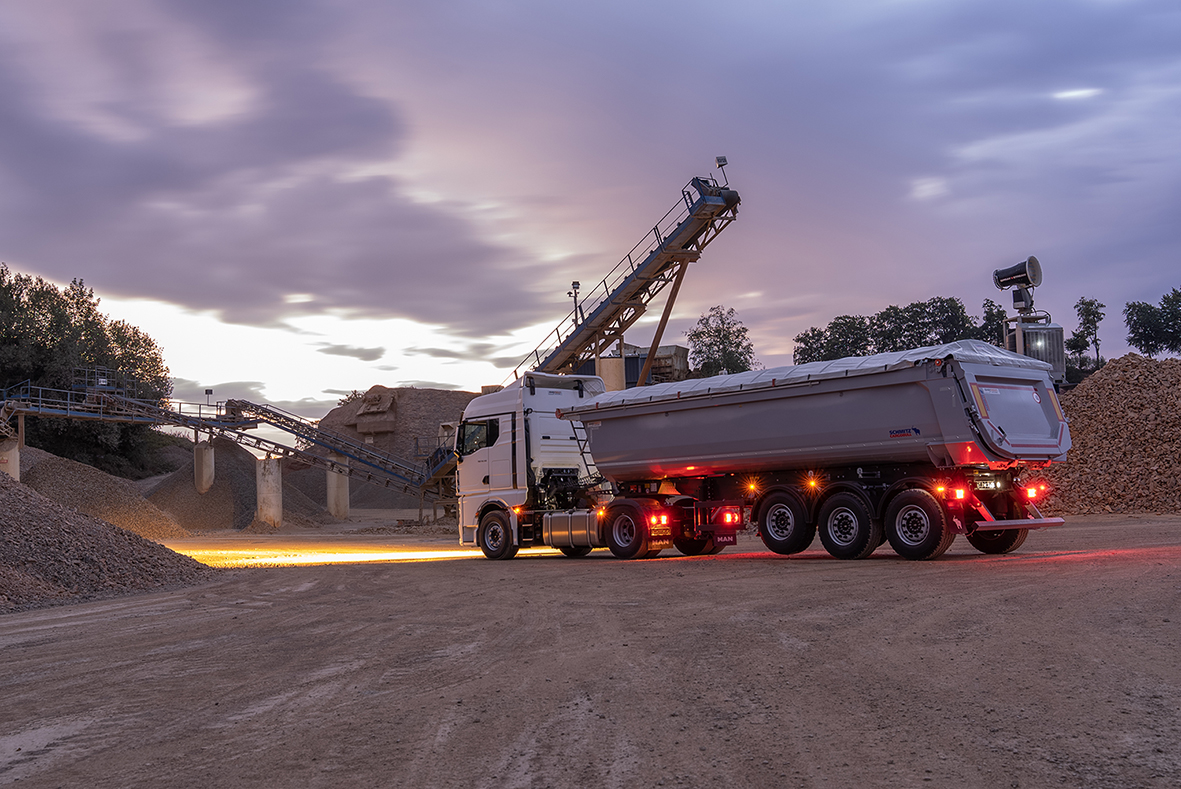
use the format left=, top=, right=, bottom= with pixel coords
left=2, top=515, right=1179, bottom=788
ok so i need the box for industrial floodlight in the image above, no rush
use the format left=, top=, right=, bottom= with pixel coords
left=993, top=256, right=1042, bottom=290
left=715, top=156, right=728, bottom=168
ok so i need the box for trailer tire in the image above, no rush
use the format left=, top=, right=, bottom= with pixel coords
left=885, top=490, right=954, bottom=561
left=758, top=492, right=815, bottom=555
left=817, top=493, right=880, bottom=560
left=605, top=505, right=648, bottom=560
left=967, top=527, right=1028, bottom=554
left=558, top=545, right=593, bottom=558
left=477, top=510, right=518, bottom=560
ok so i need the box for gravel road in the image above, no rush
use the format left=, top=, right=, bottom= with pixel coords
left=2, top=516, right=1179, bottom=788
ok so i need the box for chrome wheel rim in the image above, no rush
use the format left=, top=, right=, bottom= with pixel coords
left=485, top=521, right=505, bottom=551
left=766, top=503, right=795, bottom=540
left=896, top=505, right=930, bottom=545
left=827, top=507, right=858, bottom=546
left=612, top=514, right=638, bottom=548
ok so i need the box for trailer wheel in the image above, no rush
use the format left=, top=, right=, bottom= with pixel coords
left=558, top=545, right=593, bottom=558
left=884, top=490, right=954, bottom=560
left=817, top=493, right=880, bottom=560
left=758, top=493, right=815, bottom=555
left=605, top=506, right=648, bottom=560
left=477, top=510, right=518, bottom=560
left=967, top=527, right=1028, bottom=554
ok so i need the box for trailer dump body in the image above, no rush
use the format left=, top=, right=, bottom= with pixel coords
left=561, top=340, right=1069, bottom=482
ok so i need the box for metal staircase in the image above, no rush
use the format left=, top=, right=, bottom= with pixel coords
left=513, top=174, right=740, bottom=378
left=0, top=370, right=452, bottom=498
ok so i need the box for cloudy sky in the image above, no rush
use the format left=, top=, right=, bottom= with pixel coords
left=2, top=0, right=1177, bottom=415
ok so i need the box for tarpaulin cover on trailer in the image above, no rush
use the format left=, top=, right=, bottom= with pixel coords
left=569, top=340, right=1050, bottom=412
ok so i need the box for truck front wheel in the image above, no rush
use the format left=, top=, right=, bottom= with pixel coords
left=758, top=492, right=815, bottom=555
left=478, top=511, right=519, bottom=560
left=885, top=490, right=954, bottom=560
left=817, top=493, right=881, bottom=560
left=605, top=506, right=648, bottom=560
left=967, top=527, right=1027, bottom=554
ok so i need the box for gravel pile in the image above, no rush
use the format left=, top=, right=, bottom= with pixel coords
left=0, top=473, right=215, bottom=613
left=23, top=454, right=189, bottom=540
left=147, top=437, right=332, bottom=531
left=1044, top=354, right=1181, bottom=514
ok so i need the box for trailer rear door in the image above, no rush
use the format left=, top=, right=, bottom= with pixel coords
left=956, top=362, right=1069, bottom=461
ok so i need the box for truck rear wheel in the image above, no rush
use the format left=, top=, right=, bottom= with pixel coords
left=817, top=493, right=880, bottom=560
left=477, top=510, right=518, bottom=560
left=967, top=527, right=1028, bottom=554
left=758, top=492, right=815, bottom=555
left=605, top=506, right=648, bottom=560
left=885, top=490, right=954, bottom=560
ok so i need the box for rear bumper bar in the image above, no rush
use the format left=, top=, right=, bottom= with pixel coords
left=971, top=517, right=1064, bottom=532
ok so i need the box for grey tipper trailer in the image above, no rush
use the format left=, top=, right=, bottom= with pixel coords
left=558, top=340, right=1069, bottom=561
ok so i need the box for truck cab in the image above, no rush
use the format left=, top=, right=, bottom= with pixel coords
left=457, top=373, right=605, bottom=554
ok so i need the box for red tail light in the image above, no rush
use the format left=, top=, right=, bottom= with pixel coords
left=954, top=488, right=966, bottom=500
left=1026, top=486, right=1038, bottom=499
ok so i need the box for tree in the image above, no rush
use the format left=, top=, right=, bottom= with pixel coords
left=792, top=296, right=1005, bottom=364
left=1, top=264, right=172, bottom=476
left=1124, top=288, right=1181, bottom=356
left=974, top=299, right=1007, bottom=347
left=792, top=327, right=827, bottom=364
left=824, top=314, right=872, bottom=359
left=1073, top=297, right=1106, bottom=363
left=685, top=305, right=757, bottom=376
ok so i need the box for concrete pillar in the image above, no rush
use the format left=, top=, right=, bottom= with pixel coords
left=194, top=440, right=215, bottom=494
left=0, top=438, right=19, bottom=482
left=326, top=454, right=350, bottom=520
left=256, top=457, right=283, bottom=530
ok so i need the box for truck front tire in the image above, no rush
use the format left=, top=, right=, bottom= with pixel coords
left=758, top=492, right=815, bottom=555
left=817, top=493, right=881, bottom=560
left=885, top=489, right=955, bottom=560
left=478, top=511, right=518, bottom=560
left=605, top=506, right=648, bottom=560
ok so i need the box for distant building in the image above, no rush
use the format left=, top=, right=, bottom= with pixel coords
left=574, top=344, right=690, bottom=388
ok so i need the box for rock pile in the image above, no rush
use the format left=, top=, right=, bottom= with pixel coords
left=0, top=473, right=215, bottom=613
left=146, top=437, right=331, bottom=531
left=286, top=385, right=477, bottom=509
left=23, top=454, right=189, bottom=540
left=1043, top=354, right=1181, bottom=514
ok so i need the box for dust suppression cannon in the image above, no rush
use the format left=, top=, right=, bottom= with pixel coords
left=993, top=255, right=1065, bottom=384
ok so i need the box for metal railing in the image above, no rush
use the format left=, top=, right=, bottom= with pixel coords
left=511, top=175, right=739, bottom=378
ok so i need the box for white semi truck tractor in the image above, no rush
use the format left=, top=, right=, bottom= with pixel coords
left=456, top=340, right=1070, bottom=561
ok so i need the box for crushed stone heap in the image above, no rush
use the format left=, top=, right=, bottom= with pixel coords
left=23, top=453, right=189, bottom=540
left=0, top=473, right=215, bottom=613
left=1044, top=354, right=1181, bottom=514
left=146, top=437, right=331, bottom=531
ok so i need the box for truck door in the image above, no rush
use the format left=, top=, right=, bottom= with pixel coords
left=456, top=418, right=500, bottom=497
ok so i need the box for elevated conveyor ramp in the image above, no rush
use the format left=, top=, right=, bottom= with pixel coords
left=515, top=175, right=740, bottom=377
